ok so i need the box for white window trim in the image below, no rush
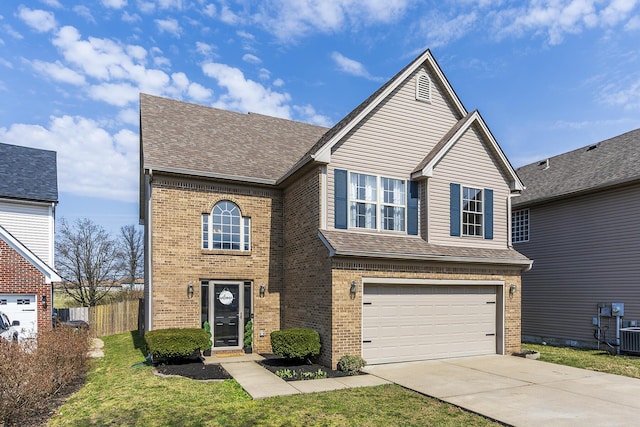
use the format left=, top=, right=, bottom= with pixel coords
left=202, top=203, right=251, bottom=251
left=347, top=171, right=407, bottom=233
left=512, top=208, right=530, bottom=243
left=461, top=185, right=484, bottom=238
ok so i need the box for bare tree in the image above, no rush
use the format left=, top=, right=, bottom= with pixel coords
left=55, top=218, right=121, bottom=307
left=117, top=224, right=143, bottom=286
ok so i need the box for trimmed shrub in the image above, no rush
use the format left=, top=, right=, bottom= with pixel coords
left=244, top=320, right=253, bottom=349
left=145, top=328, right=210, bottom=361
left=270, top=328, right=320, bottom=361
left=337, top=355, right=367, bottom=375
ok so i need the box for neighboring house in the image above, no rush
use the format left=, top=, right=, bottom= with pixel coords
left=513, top=129, right=640, bottom=349
left=140, top=50, right=532, bottom=368
left=0, top=143, right=60, bottom=336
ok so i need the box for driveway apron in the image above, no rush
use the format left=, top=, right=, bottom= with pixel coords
left=365, top=355, right=640, bottom=426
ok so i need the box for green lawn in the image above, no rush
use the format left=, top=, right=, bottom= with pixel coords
left=49, top=332, right=499, bottom=427
left=523, top=343, right=640, bottom=378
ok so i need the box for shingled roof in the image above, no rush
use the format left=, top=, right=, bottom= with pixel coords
left=140, top=94, right=329, bottom=184
left=0, top=142, right=58, bottom=203
left=514, top=128, right=640, bottom=207
left=320, top=229, right=532, bottom=267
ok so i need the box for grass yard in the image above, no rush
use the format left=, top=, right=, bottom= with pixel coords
left=523, top=343, right=640, bottom=378
left=49, top=332, right=500, bottom=427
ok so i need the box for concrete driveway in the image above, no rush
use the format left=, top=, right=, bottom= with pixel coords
left=365, top=355, right=640, bottom=426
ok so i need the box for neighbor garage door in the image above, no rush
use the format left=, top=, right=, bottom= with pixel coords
left=0, top=294, right=37, bottom=338
left=363, top=285, right=497, bottom=364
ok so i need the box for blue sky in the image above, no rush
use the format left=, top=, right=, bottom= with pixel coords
left=0, top=0, right=639, bottom=234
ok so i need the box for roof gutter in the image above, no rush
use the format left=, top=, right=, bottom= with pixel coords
left=145, top=165, right=277, bottom=186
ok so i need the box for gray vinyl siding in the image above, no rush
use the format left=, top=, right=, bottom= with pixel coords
left=429, top=125, right=511, bottom=249
left=327, top=65, right=461, bottom=230
left=0, top=200, right=53, bottom=265
left=516, top=182, right=640, bottom=347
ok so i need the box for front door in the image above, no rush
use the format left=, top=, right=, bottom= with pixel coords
left=212, top=283, right=242, bottom=349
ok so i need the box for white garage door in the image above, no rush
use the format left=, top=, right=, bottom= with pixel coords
left=0, top=294, right=37, bottom=338
left=363, top=285, right=497, bottom=364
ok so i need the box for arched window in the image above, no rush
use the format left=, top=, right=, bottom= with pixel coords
left=202, top=201, right=250, bottom=251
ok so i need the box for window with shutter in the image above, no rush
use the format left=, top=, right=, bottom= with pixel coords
left=416, top=71, right=431, bottom=103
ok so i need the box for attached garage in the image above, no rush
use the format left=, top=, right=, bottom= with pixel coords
left=362, top=281, right=504, bottom=364
left=0, top=294, right=38, bottom=338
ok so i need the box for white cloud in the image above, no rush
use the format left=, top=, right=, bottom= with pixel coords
left=219, top=5, right=240, bottom=24
left=187, top=82, right=213, bottom=101
left=17, top=7, right=57, bottom=33
left=0, top=116, right=138, bottom=202
left=158, top=0, right=183, bottom=9
left=625, top=15, right=640, bottom=30
left=252, top=0, right=409, bottom=41
left=73, top=5, right=95, bottom=23
left=293, top=104, right=332, bottom=127
left=155, top=18, right=181, bottom=37
left=31, top=59, right=86, bottom=85
left=117, top=108, right=139, bottom=126
left=88, top=83, right=139, bottom=106
left=493, top=0, right=639, bottom=45
left=41, top=0, right=62, bottom=8
left=203, top=4, right=216, bottom=17
left=122, top=11, right=140, bottom=23
left=2, top=24, right=23, bottom=40
left=196, top=41, right=216, bottom=57
left=202, top=61, right=292, bottom=118
left=417, top=11, right=477, bottom=48
left=137, top=1, right=156, bottom=14
left=331, top=52, right=383, bottom=82
left=102, top=0, right=128, bottom=9
left=49, top=26, right=207, bottom=106
left=601, top=78, right=640, bottom=110
left=242, top=53, right=261, bottom=64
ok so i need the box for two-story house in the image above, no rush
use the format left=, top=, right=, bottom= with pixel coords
left=0, top=142, right=60, bottom=337
left=140, top=50, right=532, bottom=368
left=513, top=129, right=640, bottom=349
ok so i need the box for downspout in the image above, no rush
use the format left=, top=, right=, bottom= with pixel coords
left=146, top=169, right=153, bottom=332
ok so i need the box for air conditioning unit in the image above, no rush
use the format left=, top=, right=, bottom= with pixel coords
left=620, top=327, right=640, bottom=354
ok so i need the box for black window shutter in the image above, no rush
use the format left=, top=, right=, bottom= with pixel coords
left=484, top=188, right=493, bottom=240
left=334, top=169, right=348, bottom=229
left=407, top=181, right=419, bottom=235
left=450, top=183, right=461, bottom=236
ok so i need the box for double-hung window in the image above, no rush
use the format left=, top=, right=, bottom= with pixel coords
left=462, top=186, right=483, bottom=237
left=202, top=201, right=250, bottom=251
left=348, top=173, right=406, bottom=232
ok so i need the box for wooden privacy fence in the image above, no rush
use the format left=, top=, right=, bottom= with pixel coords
left=55, top=299, right=141, bottom=337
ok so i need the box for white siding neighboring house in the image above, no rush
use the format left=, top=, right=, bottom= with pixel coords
left=0, top=142, right=59, bottom=334
left=513, top=129, right=640, bottom=350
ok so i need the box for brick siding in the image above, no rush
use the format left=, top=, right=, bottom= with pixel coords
left=149, top=175, right=283, bottom=353
left=0, top=238, right=52, bottom=331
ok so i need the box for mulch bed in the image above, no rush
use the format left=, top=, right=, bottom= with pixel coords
left=155, top=359, right=232, bottom=380
left=258, top=354, right=365, bottom=381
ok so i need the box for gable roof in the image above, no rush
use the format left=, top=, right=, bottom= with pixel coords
left=514, top=128, right=640, bottom=207
left=0, top=143, right=58, bottom=203
left=140, top=94, right=328, bottom=185
left=0, top=224, right=61, bottom=283
left=410, top=110, right=524, bottom=191
left=320, top=229, right=532, bottom=269
left=289, top=49, right=468, bottom=178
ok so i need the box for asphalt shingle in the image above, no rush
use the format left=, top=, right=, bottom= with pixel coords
left=0, top=142, right=58, bottom=202
left=140, top=94, right=329, bottom=183
left=320, top=229, right=531, bottom=266
left=514, top=128, right=640, bottom=207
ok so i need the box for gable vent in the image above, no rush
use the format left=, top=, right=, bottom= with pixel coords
left=416, top=71, right=431, bottom=103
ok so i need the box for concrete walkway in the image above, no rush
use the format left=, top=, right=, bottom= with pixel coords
left=365, top=355, right=640, bottom=426
left=207, top=354, right=390, bottom=399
